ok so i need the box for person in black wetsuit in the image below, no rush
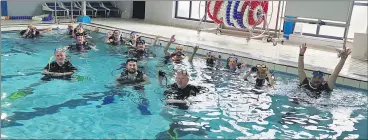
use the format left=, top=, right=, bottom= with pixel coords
left=163, top=35, right=197, bottom=64
left=156, top=69, right=209, bottom=139
left=298, top=43, right=351, bottom=98
left=20, top=24, right=51, bottom=38
left=159, top=69, right=204, bottom=110
left=105, top=30, right=123, bottom=45
left=225, top=55, right=247, bottom=74
left=41, top=48, right=77, bottom=81
left=243, top=64, right=275, bottom=89
left=6, top=48, right=78, bottom=100
left=115, top=58, right=149, bottom=87
left=63, top=33, right=98, bottom=52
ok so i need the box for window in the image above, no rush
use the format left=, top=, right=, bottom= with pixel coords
left=348, top=2, right=368, bottom=38
left=175, top=1, right=213, bottom=22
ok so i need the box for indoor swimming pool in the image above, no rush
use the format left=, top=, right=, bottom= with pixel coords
left=1, top=29, right=367, bottom=139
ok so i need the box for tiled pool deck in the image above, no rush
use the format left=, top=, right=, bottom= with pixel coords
left=1, top=19, right=367, bottom=90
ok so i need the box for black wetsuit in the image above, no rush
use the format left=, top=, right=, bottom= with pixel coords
left=164, top=84, right=202, bottom=109
left=117, top=70, right=145, bottom=85
left=68, top=42, right=92, bottom=52
left=41, top=61, right=77, bottom=81
left=300, top=78, right=332, bottom=98
left=108, top=36, right=124, bottom=45
left=20, top=29, right=40, bottom=38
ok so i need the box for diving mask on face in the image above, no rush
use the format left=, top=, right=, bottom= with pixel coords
left=312, top=71, right=324, bottom=78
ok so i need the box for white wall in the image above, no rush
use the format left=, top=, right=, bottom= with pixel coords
left=114, top=1, right=133, bottom=19
left=144, top=1, right=217, bottom=29
left=7, top=1, right=53, bottom=16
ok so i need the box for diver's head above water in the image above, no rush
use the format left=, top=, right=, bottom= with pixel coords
left=227, top=56, right=238, bottom=69
left=54, top=48, right=66, bottom=64
left=206, top=52, right=216, bottom=64
left=136, top=39, right=146, bottom=50
left=76, top=34, right=85, bottom=44
left=175, top=69, right=189, bottom=89
left=310, top=71, right=325, bottom=87
left=175, top=46, right=184, bottom=53
left=113, top=30, right=120, bottom=41
left=253, top=64, right=269, bottom=79
left=125, top=58, right=138, bottom=74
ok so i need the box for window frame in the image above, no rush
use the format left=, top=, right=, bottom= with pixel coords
left=174, top=1, right=214, bottom=23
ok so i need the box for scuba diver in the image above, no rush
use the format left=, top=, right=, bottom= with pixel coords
left=243, top=64, right=275, bottom=91
left=115, top=58, right=150, bottom=87
left=114, top=58, right=152, bottom=115
left=106, top=30, right=124, bottom=46
left=63, top=33, right=98, bottom=52
left=224, top=55, right=247, bottom=74
left=163, top=35, right=198, bottom=64
left=20, top=24, right=52, bottom=38
left=125, top=37, right=159, bottom=60
left=72, top=23, right=99, bottom=41
left=158, top=69, right=206, bottom=110
left=156, top=69, right=209, bottom=139
left=6, top=48, right=78, bottom=100
left=298, top=43, right=352, bottom=98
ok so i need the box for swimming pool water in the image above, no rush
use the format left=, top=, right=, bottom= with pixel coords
left=1, top=30, right=367, bottom=139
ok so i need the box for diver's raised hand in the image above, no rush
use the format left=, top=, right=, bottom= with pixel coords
left=170, top=35, right=176, bottom=43
left=299, top=43, right=307, bottom=55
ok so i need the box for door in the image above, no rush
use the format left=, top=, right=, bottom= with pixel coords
left=132, top=1, right=145, bottom=19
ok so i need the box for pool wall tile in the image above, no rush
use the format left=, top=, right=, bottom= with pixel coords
left=186, top=46, right=193, bottom=53
left=359, top=81, right=368, bottom=90
left=336, top=77, right=345, bottom=85
left=197, top=48, right=205, bottom=55
left=243, top=57, right=253, bottom=66
left=264, top=62, right=275, bottom=71
left=305, top=70, right=313, bottom=77
left=343, top=78, right=360, bottom=88
left=161, top=41, right=168, bottom=47
left=221, top=53, right=230, bottom=61
left=252, top=60, right=263, bottom=66
left=275, top=65, right=287, bottom=72
left=286, top=67, right=298, bottom=75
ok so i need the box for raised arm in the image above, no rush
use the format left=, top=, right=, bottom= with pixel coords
left=267, top=70, right=275, bottom=86
left=164, top=35, right=175, bottom=56
left=327, top=49, right=351, bottom=90
left=298, top=43, right=307, bottom=84
left=152, top=36, right=159, bottom=46
left=188, top=46, right=199, bottom=62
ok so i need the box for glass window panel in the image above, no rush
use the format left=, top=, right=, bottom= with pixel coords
left=177, top=1, right=190, bottom=18
left=319, top=26, right=345, bottom=38
left=348, top=5, right=367, bottom=38
left=190, top=1, right=206, bottom=19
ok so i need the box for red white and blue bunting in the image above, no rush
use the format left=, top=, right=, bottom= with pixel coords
left=207, top=0, right=269, bottom=29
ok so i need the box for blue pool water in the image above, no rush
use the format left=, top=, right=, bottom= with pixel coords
left=1, top=30, right=367, bottom=139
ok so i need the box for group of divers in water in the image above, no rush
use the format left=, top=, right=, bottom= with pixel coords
left=5, top=23, right=352, bottom=138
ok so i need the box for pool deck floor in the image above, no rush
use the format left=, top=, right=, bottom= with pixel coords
left=1, top=18, right=367, bottom=83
